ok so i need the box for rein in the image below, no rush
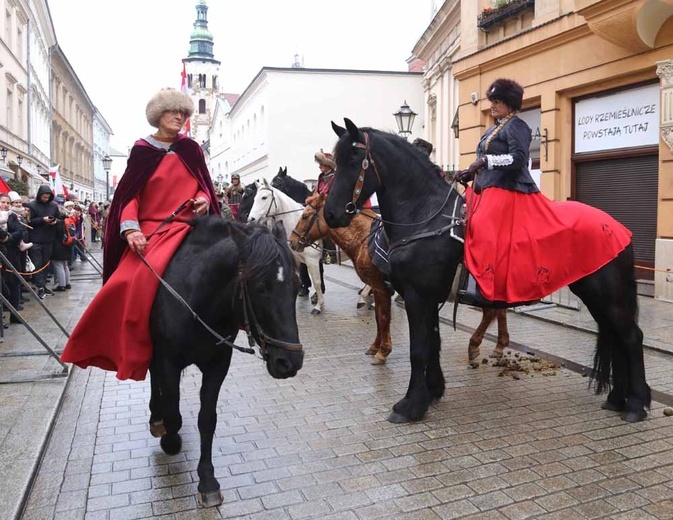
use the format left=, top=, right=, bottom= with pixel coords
left=135, top=202, right=303, bottom=358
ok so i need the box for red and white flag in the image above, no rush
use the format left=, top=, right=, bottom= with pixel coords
left=49, top=165, right=69, bottom=198
left=181, top=61, right=191, bottom=137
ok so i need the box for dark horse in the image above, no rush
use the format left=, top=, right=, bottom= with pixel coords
left=324, top=118, right=650, bottom=424
left=148, top=217, right=303, bottom=506
left=236, top=183, right=258, bottom=222
left=271, top=166, right=312, bottom=202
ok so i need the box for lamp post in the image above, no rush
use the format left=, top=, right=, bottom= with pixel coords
left=217, top=174, right=223, bottom=192
left=16, top=155, right=23, bottom=166
left=0, top=147, right=7, bottom=162
left=102, top=154, right=112, bottom=201
left=393, top=101, right=417, bottom=139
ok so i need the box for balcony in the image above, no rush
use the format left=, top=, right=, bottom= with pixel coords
left=478, top=0, right=535, bottom=32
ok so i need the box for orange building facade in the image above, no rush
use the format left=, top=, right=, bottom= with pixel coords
left=443, top=0, right=673, bottom=301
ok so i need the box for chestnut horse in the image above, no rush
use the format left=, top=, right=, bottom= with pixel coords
left=290, top=193, right=511, bottom=363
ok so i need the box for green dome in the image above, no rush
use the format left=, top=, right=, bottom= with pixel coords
left=190, top=26, right=213, bottom=41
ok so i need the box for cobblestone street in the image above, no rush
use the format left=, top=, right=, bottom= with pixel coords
left=16, top=260, right=673, bottom=520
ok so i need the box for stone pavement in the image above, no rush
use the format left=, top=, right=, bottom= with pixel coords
left=13, top=262, right=673, bottom=519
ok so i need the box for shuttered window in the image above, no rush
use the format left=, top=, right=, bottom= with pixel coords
left=575, top=155, right=658, bottom=277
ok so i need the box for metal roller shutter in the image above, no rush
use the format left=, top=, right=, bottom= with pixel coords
left=575, top=155, right=658, bottom=277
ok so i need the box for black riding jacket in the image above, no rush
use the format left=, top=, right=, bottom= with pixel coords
left=474, top=116, right=539, bottom=194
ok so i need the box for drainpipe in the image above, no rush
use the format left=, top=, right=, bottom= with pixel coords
left=26, top=17, right=32, bottom=159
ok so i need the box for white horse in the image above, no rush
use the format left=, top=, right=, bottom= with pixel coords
left=248, top=179, right=325, bottom=315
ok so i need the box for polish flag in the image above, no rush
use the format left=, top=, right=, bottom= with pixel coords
left=49, top=165, right=69, bottom=198
left=181, top=61, right=191, bottom=136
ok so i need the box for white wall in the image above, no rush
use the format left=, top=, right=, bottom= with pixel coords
left=220, top=68, right=424, bottom=186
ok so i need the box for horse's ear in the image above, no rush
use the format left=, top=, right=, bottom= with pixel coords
left=331, top=121, right=346, bottom=138
left=272, top=220, right=287, bottom=242
left=263, top=178, right=271, bottom=189
left=228, top=222, right=248, bottom=254
left=344, top=118, right=362, bottom=142
left=283, top=166, right=287, bottom=175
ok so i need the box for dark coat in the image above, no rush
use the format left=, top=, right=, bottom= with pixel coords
left=52, top=220, right=75, bottom=261
left=475, top=116, right=539, bottom=194
left=27, top=185, right=62, bottom=243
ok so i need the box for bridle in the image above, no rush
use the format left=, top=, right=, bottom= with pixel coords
left=290, top=200, right=324, bottom=249
left=237, top=264, right=303, bottom=359
left=345, top=132, right=382, bottom=215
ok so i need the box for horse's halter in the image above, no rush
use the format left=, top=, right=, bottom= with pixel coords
left=291, top=201, right=324, bottom=249
left=345, top=132, right=382, bottom=215
left=253, top=186, right=278, bottom=224
left=237, top=264, right=303, bottom=360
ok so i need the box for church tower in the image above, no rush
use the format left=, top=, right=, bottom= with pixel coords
left=183, top=0, right=220, bottom=144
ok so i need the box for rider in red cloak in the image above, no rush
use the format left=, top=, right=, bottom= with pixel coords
left=61, top=89, right=219, bottom=380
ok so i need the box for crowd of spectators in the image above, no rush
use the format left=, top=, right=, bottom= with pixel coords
left=0, top=183, right=109, bottom=328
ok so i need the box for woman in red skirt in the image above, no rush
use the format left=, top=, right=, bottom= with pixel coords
left=457, top=79, right=632, bottom=305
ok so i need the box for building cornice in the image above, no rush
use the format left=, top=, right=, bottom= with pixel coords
left=412, top=0, right=460, bottom=60
left=454, top=18, right=589, bottom=80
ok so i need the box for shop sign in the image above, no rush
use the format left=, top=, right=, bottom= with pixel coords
left=575, top=84, right=659, bottom=153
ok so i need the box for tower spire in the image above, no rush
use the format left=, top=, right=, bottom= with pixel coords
left=188, top=0, right=217, bottom=60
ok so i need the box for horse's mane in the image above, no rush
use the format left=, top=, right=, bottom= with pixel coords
left=333, top=128, right=446, bottom=190
left=190, top=217, right=294, bottom=281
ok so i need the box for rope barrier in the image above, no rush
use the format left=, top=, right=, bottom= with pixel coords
left=635, top=265, right=670, bottom=274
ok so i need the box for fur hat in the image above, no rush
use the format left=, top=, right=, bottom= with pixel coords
left=64, top=200, right=75, bottom=208
left=314, top=150, right=336, bottom=170
left=8, top=191, right=21, bottom=203
left=486, top=79, right=524, bottom=111
left=145, top=88, right=195, bottom=128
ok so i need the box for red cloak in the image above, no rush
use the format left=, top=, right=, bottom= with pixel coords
left=61, top=138, right=217, bottom=380
left=463, top=187, right=632, bottom=303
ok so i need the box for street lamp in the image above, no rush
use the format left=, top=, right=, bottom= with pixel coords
left=102, top=154, right=112, bottom=201
left=217, top=174, right=223, bottom=191
left=16, top=155, right=23, bottom=166
left=393, top=101, right=417, bottom=138
left=0, top=147, right=7, bottom=162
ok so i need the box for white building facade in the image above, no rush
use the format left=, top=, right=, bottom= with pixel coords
left=210, top=67, right=424, bottom=186
left=27, top=0, right=55, bottom=177
left=93, top=110, right=113, bottom=202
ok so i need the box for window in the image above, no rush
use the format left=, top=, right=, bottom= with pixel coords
left=17, top=96, right=23, bottom=136
left=6, top=89, right=13, bottom=127
left=212, top=76, right=218, bottom=90
left=188, top=74, right=192, bottom=88
left=5, top=10, right=11, bottom=49
left=199, top=99, right=206, bottom=114
left=16, top=27, right=22, bottom=61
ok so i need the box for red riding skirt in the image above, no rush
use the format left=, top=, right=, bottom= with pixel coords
left=463, top=187, right=632, bottom=304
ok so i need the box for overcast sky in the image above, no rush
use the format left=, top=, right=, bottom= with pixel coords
left=47, top=0, right=435, bottom=153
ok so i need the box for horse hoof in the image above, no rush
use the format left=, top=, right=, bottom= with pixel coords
left=387, top=411, right=410, bottom=424
left=356, top=301, right=366, bottom=309
left=601, top=400, right=624, bottom=412
left=621, top=410, right=647, bottom=423
left=197, top=490, right=223, bottom=508
left=371, top=356, right=386, bottom=365
left=365, top=348, right=376, bottom=356
left=489, top=349, right=504, bottom=359
left=160, top=433, right=182, bottom=455
left=311, top=308, right=321, bottom=315
left=149, top=420, right=166, bottom=438
left=298, top=288, right=309, bottom=297
left=468, top=348, right=480, bottom=361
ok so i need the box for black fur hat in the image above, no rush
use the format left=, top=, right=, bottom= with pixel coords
left=486, top=79, right=524, bottom=111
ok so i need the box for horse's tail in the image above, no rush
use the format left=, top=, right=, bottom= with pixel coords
left=591, top=243, right=639, bottom=394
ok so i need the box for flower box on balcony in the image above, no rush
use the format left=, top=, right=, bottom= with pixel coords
left=478, top=0, right=535, bottom=31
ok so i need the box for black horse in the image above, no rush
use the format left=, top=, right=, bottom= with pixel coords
left=148, top=217, right=303, bottom=507
left=271, top=166, right=312, bottom=202
left=236, top=183, right=258, bottom=222
left=324, top=118, right=650, bottom=424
